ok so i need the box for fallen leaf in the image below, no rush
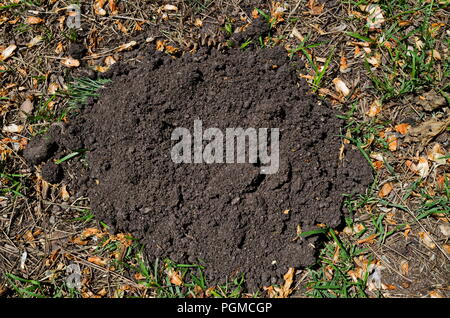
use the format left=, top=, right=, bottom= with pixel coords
left=194, top=18, right=203, bottom=27
left=332, top=78, right=350, bottom=97
left=387, top=135, right=398, bottom=151
left=3, top=124, right=23, bottom=133
left=88, top=256, right=107, bottom=266
left=115, top=21, right=128, bottom=34
left=26, top=16, right=44, bottom=24
left=27, top=36, right=43, bottom=48
left=357, top=233, right=378, bottom=245
left=367, top=53, right=381, bottom=68
left=94, top=0, right=107, bottom=15
left=404, top=117, right=450, bottom=152
left=61, top=185, right=70, bottom=200
left=55, top=42, right=64, bottom=54
left=61, top=57, right=80, bottom=68
left=339, top=56, right=350, bottom=73
left=367, top=100, right=382, bottom=117
left=47, top=82, right=59, bottom=95
left=169, top=270, right=183, bottom=286
left=0, top=44, right=17, bottom=61
left=115, top=41, right=137, bottom=52
left=399, top=260, right=409, bottom=276
left=431, top=49, right=441, bottom=60
left=162, top=4, right=178, bottom=11
left=104, top=56, right=116, bottom=66
left=365, top=4, right=385, bottom=31
left=281, top=267, right=295, bottom=298
left=443, top=244, right=450, bottom=254
left=417, top=90, right=447, bottom=112
left=378, top=182, right=393, bottom=198
left=291, top=27, right=304, bottom=42
left=418, top=231, right=435, bottom=249
left=71, top=236, right=88, bottom=245
left=429, top=290, right=444, bottom=298
left=438, top=223, right=450, bottom=237
left=165, top=45, right=179, bottom=55
left=394, top=123, right=410, bottom=135
left=19, top=99, right=33, bottom=117
left=427, top=143, right=447, bottom=165
left=307, top=0, right=324, bottom=15
left=416, top=157, right=430, bottom=178
left=108, top=0, right=118, bottom=15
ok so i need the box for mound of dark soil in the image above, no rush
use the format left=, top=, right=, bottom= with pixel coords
left=24, top=47, right=372, bottom=290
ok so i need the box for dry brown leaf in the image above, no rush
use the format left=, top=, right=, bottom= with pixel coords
left=291, top=27, right=304, bottom=42
left=115, top=21, right=128, bottom=34
left=61, top=185, right=70, bottom=200
left=94, top=0, right=107, bottom=15
left=162, top=4, right=178, bottom=11
left=416, top=157, right=429, bottom=178
left=307, top=0, right=324, bottom=15
left=339, top=56, right=350, bottom=73
left=404, top=117, right=450, bottom=152
left=387, top=135, right=398, bottom=151
left=26, top=16, right=44, bottom=24
left=19, top=99, right=33, bottom=117
left=0, top=44, right=17, bottom=61
left=357, top=233, right=378, bottom=245
left=429, top=290, right=444, bottom=298
left=55, top=42, right=64, bottom=54
left=169, top=270, right=183, bottom=286
left=3, top=124, right=23, bottom=133
left=418, top=231, right=436, bottom=249
left=438, top=223, right=450, bottom=237
left=443, top=244, right=450, bottom=254
left=367, top=100, right=382, bottom=117
left=27, top=36, right=43, bottom=48
left=367, top=53, right=381, bottom=68
left=332, top=78, right=350, bottom=97
left=378, top=182, right=393, bottom=198
left=61, top=57, right=80, bottom=68
left=108, top=0, right=118, bottom=15
left=427, top=143, right=447, bottom=165
left=417, top=90, right=447, bottom=112
left=82, top=228, right=102, bottom=238
left=281, top=267, right=295, bottom=298
left=399, top=260, right=409, bottom=276
left=365, top=4, right=385, bottom=30
left=47, top=82, right=59, bottom=95
left=88, top=256, right=107, bottom=266
left=394, top=123, right=410, bottom=135
left=194, top=18, right=203, bottom=27
left=71, top=236, right=88, bottom=245
left=104, top=56, right=116, bottom=66
left=115, top=41, right=137, bottom=52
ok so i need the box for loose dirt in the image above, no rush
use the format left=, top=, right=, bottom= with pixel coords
left=24, top=46, right=372, bottom=290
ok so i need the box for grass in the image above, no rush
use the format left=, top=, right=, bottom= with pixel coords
left=346, top=0, right=449, bottom=101
left=305, top=228, right=371, bottom=298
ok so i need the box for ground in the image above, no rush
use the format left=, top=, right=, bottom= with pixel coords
left=0, top=0, right=449, bottom=298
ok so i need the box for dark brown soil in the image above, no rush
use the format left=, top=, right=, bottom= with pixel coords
left=24, top=46, right=372, bottom=290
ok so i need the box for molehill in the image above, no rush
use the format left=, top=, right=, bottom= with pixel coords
left=24, top=47, right=373, bottom=290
